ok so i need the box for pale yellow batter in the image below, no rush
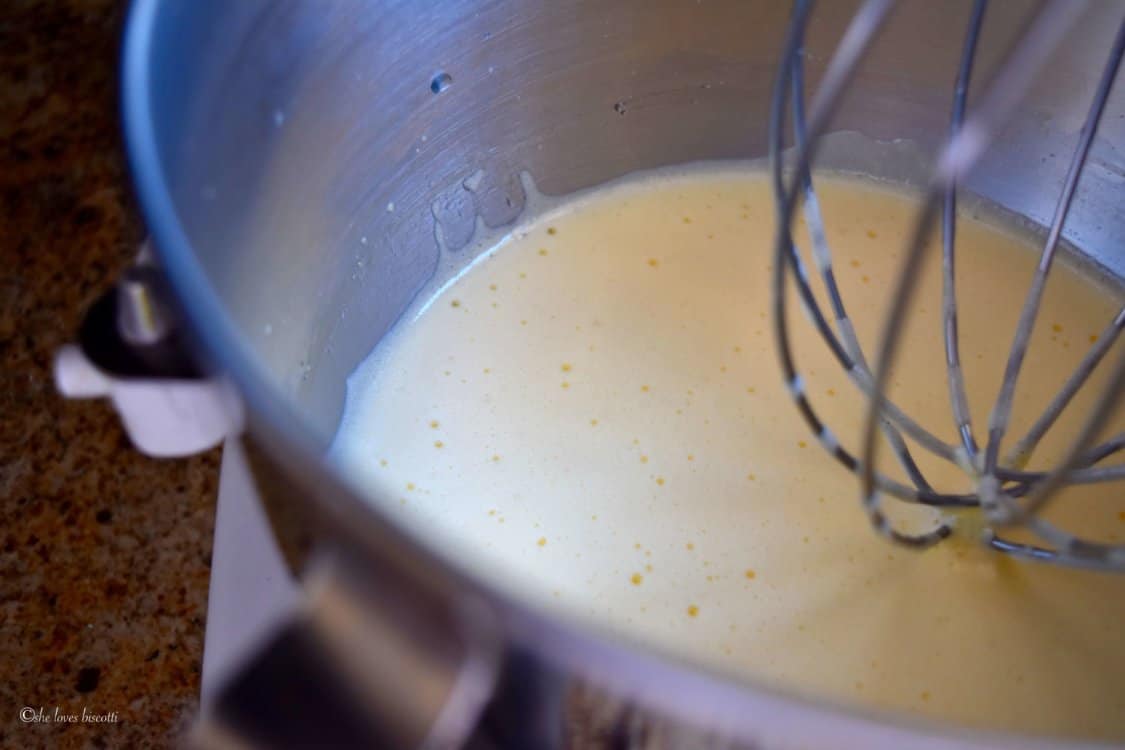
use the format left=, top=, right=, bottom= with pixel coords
left=332, top=169, right=1125, bottom=741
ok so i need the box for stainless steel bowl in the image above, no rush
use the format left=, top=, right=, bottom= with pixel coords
left=120, top=1, right=1125, bottom=747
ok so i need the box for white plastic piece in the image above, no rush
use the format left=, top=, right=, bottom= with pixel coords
left=54, top=344, right=244, bottom=458
left=201, top=439, right=301, bottom=703
left=54, top=344, right=113, bottom=398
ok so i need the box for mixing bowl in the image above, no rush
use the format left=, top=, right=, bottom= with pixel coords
left=119, top=1, right=1125, bottom=746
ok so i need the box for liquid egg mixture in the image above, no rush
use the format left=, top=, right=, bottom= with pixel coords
left=332, top=168, right=1125, bottom=740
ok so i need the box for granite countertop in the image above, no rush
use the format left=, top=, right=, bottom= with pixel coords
left=1, top=2, right=219, bottom=747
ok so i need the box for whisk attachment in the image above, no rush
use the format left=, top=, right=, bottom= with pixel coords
left=771, top=0, right=1125, bottom=571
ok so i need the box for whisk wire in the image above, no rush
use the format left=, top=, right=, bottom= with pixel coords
left=792, top=42, right=937, bottom=493
left=940, top=0, right=988, bottom=462
left=1005, top=307, right=1125, bottom=469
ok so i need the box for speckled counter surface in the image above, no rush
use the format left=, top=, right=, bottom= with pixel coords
left=1, top=2, right=219, bottom=747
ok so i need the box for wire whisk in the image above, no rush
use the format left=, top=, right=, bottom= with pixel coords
left=770, top=0, right=1125, bottom=571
